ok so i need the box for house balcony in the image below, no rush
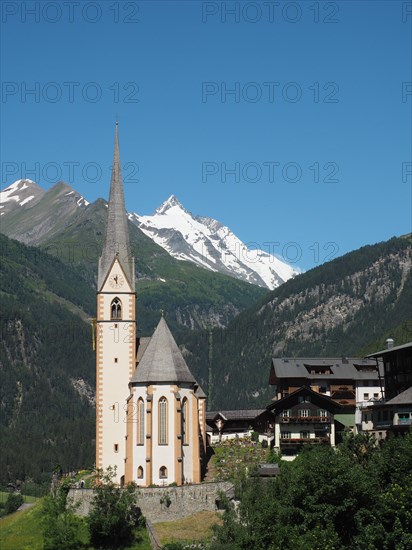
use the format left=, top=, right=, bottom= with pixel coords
left=280, top=437, right=330, bottom=445
left=280, top=416, right=331, bottom=424
left=397, top=418, right=412, bottom=426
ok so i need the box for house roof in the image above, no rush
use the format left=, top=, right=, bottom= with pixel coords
left=266, top=385, right=342, bottom=414
left=130, top=317, right=197, bottom=385
left=384, top=386, right=412, bottom=406
left=269, top=357, right=381, bottom=384
left=206, top=409, right=266, bottom=422
left=366, top=342, right=412, bottom=358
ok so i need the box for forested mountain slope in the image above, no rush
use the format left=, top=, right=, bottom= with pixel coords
left=184, top=236, right=412, bottom=409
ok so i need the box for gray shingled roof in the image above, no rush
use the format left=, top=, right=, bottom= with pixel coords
left=384, top=386, right=412, bottom=405
left=130, top=317, right=197, bottom=384
left=270, top=357, right=382, bottom=381
left=98, top=122, right=134, bottom=290
left=206, top=409, right=266, bottom=421
left=136, top=337, right=151, bottom=363
left=195, top=385, right=207, bottom=398
left=366, top=341, right=412, bottom=358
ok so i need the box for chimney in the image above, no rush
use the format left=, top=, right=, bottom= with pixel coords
left=386, top=338, right=394, bottom=349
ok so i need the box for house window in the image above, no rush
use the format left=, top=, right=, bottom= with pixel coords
left=282, top=409, right=291, bottom=418
left=114, top=358, right=118, bottom=363
left=373, top=393, right=379, bottom=399
left=114, top=444, right=119, bottom=453
left=159, top=466, right=168, bottom=479
left=281, top=431, right=291, bottom=439
left=318, top=409, right=328, bottom=418
left=181, top=397, right=188, bottom=445
left=298, top=396, right=311, bottom=403
left=159, top=397, right=168, bottom=445
left=319, top=386, right=327, bottom=394
left=363, top=393, right=369, bottom=400
left=111, top=298, right=122, bottom=320
left=137, top=466, right=143, bottom=479
left=298, top=409, right=310, bottom=417
left=300, top=431, right=310, bottom=439
left=137, top=398, right=145, bottom=445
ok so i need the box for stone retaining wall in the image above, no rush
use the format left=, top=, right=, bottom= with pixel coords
left=68, top=481, right=233, bottom=523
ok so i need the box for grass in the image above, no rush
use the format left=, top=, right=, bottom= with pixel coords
left=0, top=491, right=38, bottom=504
left=0, top=497, right=151, bottom=550
left=155, top=511, right=222, bottom=545
left=0, top=498, right=44, bottom=550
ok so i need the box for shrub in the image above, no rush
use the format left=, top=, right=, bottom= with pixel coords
left=5, top=492, right=23, bottom=514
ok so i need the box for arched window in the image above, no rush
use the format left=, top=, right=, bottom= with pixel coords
left=137, top=398, right=145, bottom=445
left=137, top=466, right=144, bottom=479
left=159, top=466, right=168, bottom=479
left=111, top=298, right=122, bottom=320
left=159, top=397, right=168, bottom=445
left=181, top=397, right=188, bottom=445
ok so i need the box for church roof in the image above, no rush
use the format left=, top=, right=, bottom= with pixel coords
left=130, top=317, right=197, bottom=385
left=98, top=122, right=134, bottom=290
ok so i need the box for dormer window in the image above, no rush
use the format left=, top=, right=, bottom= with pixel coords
left=111, top=298, right=122, bottom=320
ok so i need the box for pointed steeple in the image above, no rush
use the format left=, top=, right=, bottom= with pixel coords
left=98, top=122, right=135, bottom=289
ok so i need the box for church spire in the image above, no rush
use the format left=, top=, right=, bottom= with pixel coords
left=98, top=122, right=135, bottom=290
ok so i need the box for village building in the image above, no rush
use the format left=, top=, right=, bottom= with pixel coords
left=268, top=356, right=384, bottom=433
left=266, top=386, right=342, bottom=457
left=95, top=123, right=206, bottom=486
left=206, top=409, right=272, bottom=444
left=361, top=340, right=412, bottom=439
left=366, top=341, right=412, bottom=400
left=361, top=387, right=412, bottom=439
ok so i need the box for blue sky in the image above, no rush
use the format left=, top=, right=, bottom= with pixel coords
left=1, top=0, right=411, bottom=270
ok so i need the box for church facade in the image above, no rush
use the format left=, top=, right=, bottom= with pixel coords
left=95, top=123, right=206, bottom=486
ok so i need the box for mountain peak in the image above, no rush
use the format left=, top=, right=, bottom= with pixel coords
left=132, top=195, right=300, bottom=290
left=155, top=195, right=185, bottom=215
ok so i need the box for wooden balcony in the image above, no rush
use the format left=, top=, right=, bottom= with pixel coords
left=280, top=416, right=331, bottom=424
left=280, top=437, right=329, bottom=445
left=331, top=385, right=355, bottom=402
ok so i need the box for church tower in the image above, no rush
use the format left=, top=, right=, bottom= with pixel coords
left=95, top=122, right=136, bottom=485
left=96, top=123, right=206, bottom=486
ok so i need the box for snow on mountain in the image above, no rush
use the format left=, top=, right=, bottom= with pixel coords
left=129, top=195, right=300, bottom=289
left=1, top=180, right=91, bottom=244
left=0, top=179, right=45, bottom=215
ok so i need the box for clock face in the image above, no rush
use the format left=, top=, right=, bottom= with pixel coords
left=108, top=274, right=124, bottom=289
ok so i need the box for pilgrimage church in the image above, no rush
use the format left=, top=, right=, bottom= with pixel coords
left=95, top=123, right=207, bottom=486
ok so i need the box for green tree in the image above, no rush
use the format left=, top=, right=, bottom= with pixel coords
left=4, top=492, right=23, bottom=514
left=42, top=480, right=86, bottom=550
left=87, top=467, right=143, bottom=549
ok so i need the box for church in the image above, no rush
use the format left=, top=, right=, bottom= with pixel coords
left=95, top=123, right=207, bottom=486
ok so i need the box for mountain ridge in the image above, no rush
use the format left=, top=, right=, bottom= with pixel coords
left=1, top=180, right=299, bottom=289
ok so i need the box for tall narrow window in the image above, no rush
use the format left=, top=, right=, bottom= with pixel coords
left=137, top=466, right=143, bottom=479
left=181, top=398, right=188, bottom=445
left=137, top=398, right=145, bottom=445
left=111, top=298, right=122, bottom=320
left=159, top=397, right=168, bottom=445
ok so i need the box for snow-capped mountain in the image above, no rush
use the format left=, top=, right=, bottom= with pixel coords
left=1, top=181, right=299, bottom=289
left=1, top=180, right=89, bottom=244
left=0, top=179, right=45, bottom=215
left=129, top=195, right=300, bottom=289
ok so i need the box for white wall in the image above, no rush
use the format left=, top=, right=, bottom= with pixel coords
left=97, top=260, right=135, bottom=484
